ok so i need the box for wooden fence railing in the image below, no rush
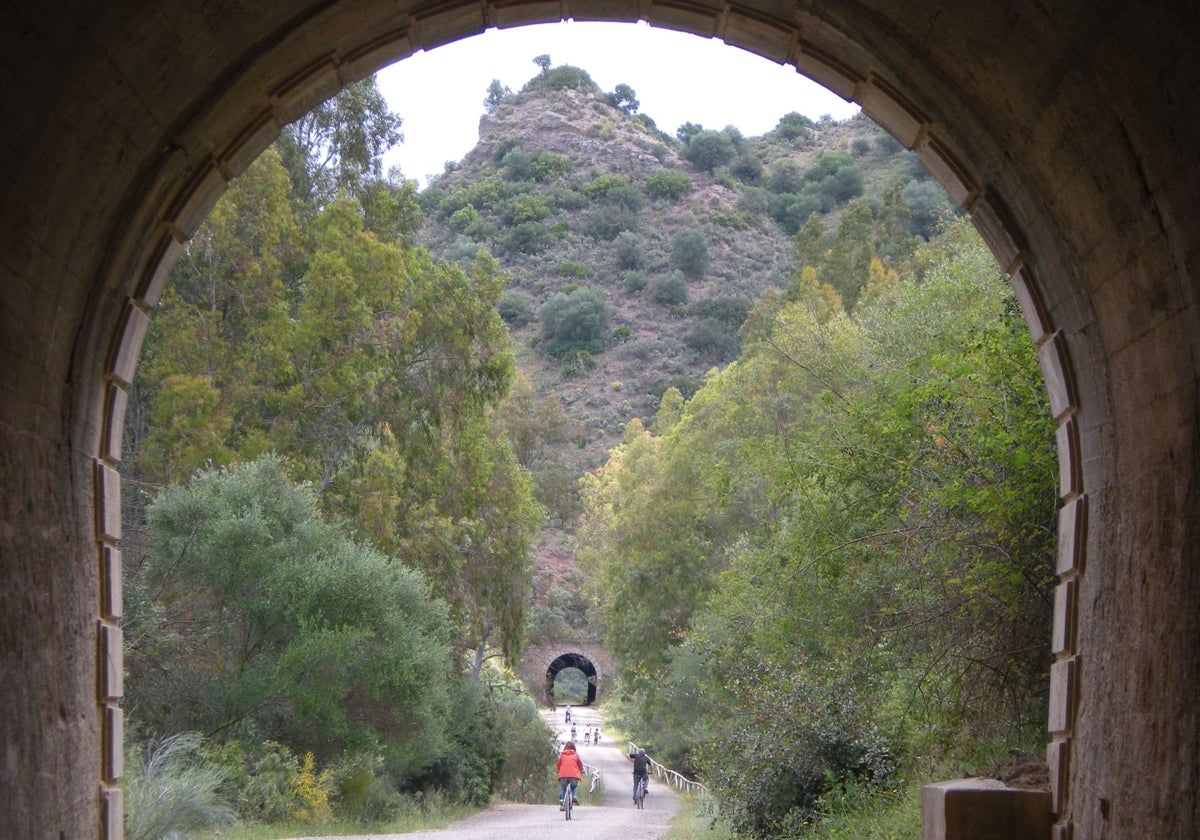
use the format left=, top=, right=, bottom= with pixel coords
left=628, top=741, right=710, bottom=797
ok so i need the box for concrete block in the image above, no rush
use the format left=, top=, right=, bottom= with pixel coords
left=922, top=778, right=1052, bottom=839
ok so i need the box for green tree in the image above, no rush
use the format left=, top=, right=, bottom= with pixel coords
left=671, top=228, right=709, bottom=279
left=774, top=112, right=813, bottom=141
left=538, top=287, right=609, bottom=358
left=127, top=456, right=454, bottom=756
left=484, top=79, right=511, bottom=111
left=533, top=54, right=551, bottom=73
left=682, top=130, right=735, bottom=173
left=645, top=170, right=691, bottom=200
left=607, top=83, right=640, bottom=114
left=650, top=270, right=689, bottom=306
left=823, top=197, right=876, bottom=310
left=613, top=231, right=646, bottom=269
left=875, top=179, right=916, bottom=263
left=276, top=77, right=403, bottom=211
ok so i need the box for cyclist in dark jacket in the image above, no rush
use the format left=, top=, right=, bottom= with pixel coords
left=628, top=747, right=651, bottom=802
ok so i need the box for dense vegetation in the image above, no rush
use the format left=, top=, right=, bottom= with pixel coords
left=579, top=219, right=1058, bottom=836
left=119, top=60, right=1056, bottom=839
left=121, top=78, right=553, bottom=832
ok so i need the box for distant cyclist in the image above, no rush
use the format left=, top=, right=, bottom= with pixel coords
left=628, top=747, right=651, bottom=803
left=557, top=740, right=583, bottom=811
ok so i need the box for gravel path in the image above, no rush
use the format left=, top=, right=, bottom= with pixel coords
left=285, top=707, right=681, bottom=840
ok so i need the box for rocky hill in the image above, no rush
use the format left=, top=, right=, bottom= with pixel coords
left=413, top=64, right=954, bottom=638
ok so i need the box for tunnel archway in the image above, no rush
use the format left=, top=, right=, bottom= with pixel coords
left=2, top=4, right=1198, bottom=838
left=545, top=652, right=601, bottom=706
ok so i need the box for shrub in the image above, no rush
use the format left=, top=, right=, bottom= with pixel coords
left=530, top=152, right=572, bottom=181
left=504, top=193, right=552, bottom=224
left=523, top=64, right=600, bottom=93
left=684, top=319, right=741, bottom=361
left=683, top=130, right=735, bottom=173
left=650, top=271, right=689, bottom=306
left=689, top=295, right=752, bottom=329
left=646, top=170, right=691, bottom=200
left=491, top=137, right=523, bottom=164
left=124, top=733, right=235, bottom=840
left=671, top=228, right=709, bottom=279
left=290, top=751, right=334, bottom=824
left=622, top=270, right=646, bottom=292
left=731, top=153, right=764, bottom=184
left=500, top=146, right=535, bottom=181
left=586, top=205, right=639, bottom=241
left=506, top=221, right=550, bottom=254
left=613, top=231, right=646, bottom=269
left=558, top=261, right=591, bottom=278
left=768, top=159, right=805, bottom=194
left=448, top=204, right=479, bottom=234
left=538, top=287, right=609, bottom=357
left=804, top=151, right=864, bottom=205
left=583, top=173, right=631, bottom=200
left=498, top=291, right=533, bottom=326
left=775, top=112, right=814, bottom=141
left=560, top=349, right=597, bottom=378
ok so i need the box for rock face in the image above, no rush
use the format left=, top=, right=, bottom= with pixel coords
left=473, top=87, right=683, bottom=175
left=2, top=3, right=1199, bottom=839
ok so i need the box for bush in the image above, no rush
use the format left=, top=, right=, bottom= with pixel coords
left=768, top=159, right=805, bottom=194
left=586, top=205, right=639, bottom=241
left=498, top=291, right=533, bottom=326
left=538, top=287, right=609, bottom=357
left=558, top=261, right=591, bottom=279
left=698, top=686, right=897, bottom=839
left=330, top=754, right=405, bottom=824
left=731, top=153, right=764, bottom=184
left=523, top=64, right=600, bottom=93
left=671, top=228, right=709, bottom=279
left=684, top=320, right=741, bottom=362
left=775, top=112, right=814, bottom=141
left=689, top=295, right=752, bottom=329
left=613, top=231, right=646, bottom=269
left=124, top=733, right=235, bottom=840
left=560, top=349, right=597, bottom=378
left=503, top=193, right=551, bottom=224
left=506, top=221, right=550, bottom=254
left=448, top=204, right=479, bottom=234
left=683, top=130, right=735, bottom=173
left=646, top=170, right=691, bottom=200
left=650, top=271, right=689, bottom=306
left=623, top=270, right=646, bottom=293
left=583, top=173, right=631, bottom=200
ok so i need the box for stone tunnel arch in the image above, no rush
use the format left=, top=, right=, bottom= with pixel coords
left=1, top=4, right=1198, bottom=838
left=545, top=652, right=601, bottom=706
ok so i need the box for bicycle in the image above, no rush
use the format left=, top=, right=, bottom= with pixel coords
left=635, top=775, right=648, bottom=809
left=560, top=779, right=579, bottom=820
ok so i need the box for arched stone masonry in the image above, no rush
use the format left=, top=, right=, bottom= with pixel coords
left=3, top=3, right=1197, bottom=838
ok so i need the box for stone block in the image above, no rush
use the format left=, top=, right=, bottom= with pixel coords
left=922, top=778, right=1052, bottom=839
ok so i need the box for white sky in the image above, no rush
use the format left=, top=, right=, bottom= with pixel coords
left=376, top=20, right=860, bottom=186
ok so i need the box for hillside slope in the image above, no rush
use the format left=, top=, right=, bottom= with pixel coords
left=413, top=65, right=954, bottom=640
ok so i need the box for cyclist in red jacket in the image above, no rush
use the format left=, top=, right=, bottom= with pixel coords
left=557, top=741, right=584, bottom=810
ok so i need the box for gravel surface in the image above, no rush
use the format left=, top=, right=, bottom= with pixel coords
left=285, top=707, right=682, bottom=840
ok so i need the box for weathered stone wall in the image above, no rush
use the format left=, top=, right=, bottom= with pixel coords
left=1, top=2, right=1197, bottom=837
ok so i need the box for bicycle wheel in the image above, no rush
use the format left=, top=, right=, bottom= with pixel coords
left=565, top=785, right=574, bottom=820
left=636, top=778, right=646, bottom=809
